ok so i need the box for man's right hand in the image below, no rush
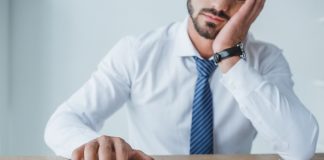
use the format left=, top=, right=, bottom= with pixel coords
left=72, top=135, right=154, bottom=160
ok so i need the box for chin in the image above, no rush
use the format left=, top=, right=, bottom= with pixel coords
left=191, top=16, right=220, bottom=39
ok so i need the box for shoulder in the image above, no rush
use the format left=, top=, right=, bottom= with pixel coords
left=99, top=21, right=183, bottom=79
left=101, top=21, right=181, bottom=62
left=125, top=21, right=182, bottom=51
left=245, top=33, right=282, bottom=59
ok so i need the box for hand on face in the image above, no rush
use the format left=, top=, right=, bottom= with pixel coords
left=212, top=0, right=265, bottom=52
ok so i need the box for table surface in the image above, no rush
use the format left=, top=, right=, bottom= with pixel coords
left=0, top=154, right=323, bottom=160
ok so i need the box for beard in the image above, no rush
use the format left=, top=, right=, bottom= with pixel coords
left=187, top=0, right=230, bottom=40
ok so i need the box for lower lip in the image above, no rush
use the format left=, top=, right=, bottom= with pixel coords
left=203, top=14, right=225, bottom=23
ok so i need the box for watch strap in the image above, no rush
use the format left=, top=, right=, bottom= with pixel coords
left=213, top=43, right=243, bottom=64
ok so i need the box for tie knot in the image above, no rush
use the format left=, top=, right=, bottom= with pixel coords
left=194, top=56, right=216, bottom=77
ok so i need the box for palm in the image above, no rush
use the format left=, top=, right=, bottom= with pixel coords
left=212, top=0, right=265, bottom=52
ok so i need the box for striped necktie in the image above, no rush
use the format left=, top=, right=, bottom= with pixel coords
left=190, top=56, right=216, bottom=154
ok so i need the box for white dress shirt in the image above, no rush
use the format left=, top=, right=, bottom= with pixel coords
left=44, top=17, right=319, bottom=160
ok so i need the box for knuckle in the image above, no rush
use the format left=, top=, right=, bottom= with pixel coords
left=98, top=135, right=108, bottom=140
left=113, top=137, right=125, bottom=144
left=113, top=137, right=129, bottom=151
left=99, top=139, right=114, bottom=150
left=98, top=135, right=111, bottom=143
left=86, top=141, right=98, bottom=148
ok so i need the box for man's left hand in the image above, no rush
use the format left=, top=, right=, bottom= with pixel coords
left=212, top=0, right=265, bottom=53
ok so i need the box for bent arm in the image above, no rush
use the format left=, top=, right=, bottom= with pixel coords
left=44, top=37, right=134, bottom=158
left=220, top=53, right=319, bottom=160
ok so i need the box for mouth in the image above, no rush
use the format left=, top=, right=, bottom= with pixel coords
left=201, top=12, right=226, bottom=23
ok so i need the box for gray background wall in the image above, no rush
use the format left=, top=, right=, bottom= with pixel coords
left=0, top=0, right=323, bottom=155
left=0, top=0, right=9, bottom=154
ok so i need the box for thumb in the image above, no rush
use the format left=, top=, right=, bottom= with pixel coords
left=129, top=149, right=154, bottom=160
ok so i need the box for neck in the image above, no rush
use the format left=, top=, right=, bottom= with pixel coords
left=187, top=18, right=214, bottom=60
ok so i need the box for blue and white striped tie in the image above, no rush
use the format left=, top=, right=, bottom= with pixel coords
left=190, top=56, right=216, bottom=154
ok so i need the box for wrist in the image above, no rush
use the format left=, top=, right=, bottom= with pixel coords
left=213, top=44, right=234, bottom=53
left=213, top=43, right=244, bottom=64
left=213, top=42, right=245, bottom=73
left=218, top=56, right=240, bottom=73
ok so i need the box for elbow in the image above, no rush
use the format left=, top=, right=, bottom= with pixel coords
left=44, top=116, right=56, bottom=153
left=44, top=109, right=68, bottom=157
left=280, top=115, right=319, bottom=160
left=307, top=116, right=320, bottom=157
left=44, top=116, right=71, bottom=159
left=298, top=115, right=319, bottom=160
left=301, top=114, right=320, bottom=159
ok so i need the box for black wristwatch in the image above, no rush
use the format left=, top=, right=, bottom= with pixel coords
left=213, top=42, right=245, bottom=65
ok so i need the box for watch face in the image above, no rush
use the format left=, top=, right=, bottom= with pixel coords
left=214, top=54, right=220, bottom=63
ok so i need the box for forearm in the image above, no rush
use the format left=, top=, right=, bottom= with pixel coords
left=44, top=103, right=100, bottom=158
left=218, top=54, right=241, bottom=73
left=220, top=59, right=319, bottom=159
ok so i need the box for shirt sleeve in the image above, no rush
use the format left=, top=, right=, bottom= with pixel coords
left=220, top=54, right=319, bottom=160
left=44, top=37, right=135, bottom=158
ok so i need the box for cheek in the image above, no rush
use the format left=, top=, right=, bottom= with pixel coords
left=190, top=0, right=209, bottom=17
left=229, top=3, right=243, bottom=16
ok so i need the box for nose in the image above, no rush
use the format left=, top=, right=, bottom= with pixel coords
left=210, top=0, right=233, bottom=12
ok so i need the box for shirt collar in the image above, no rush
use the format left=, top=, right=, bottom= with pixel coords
left=173, top=16, right=200, bottom=57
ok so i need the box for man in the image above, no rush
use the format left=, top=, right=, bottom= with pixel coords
left=44, top=0, right=319, bottom=159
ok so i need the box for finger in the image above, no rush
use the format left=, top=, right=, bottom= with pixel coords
left=130, top=150, right=154, bottom=160
left=234, top=0, right=257, bottom=22
left=98, top=136, right=115, bottom=160
left=112, top=137, right=131, bottom=160
left=254, top=0, right=265, bottom=21
left=84, top=141, right=99, bottom=160
left=72, top=144, right=85, bottom=160
left=247, top=0, right=265, bottom=23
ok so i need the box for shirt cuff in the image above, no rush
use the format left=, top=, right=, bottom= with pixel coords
left=57, top=129, right=101, bottom=158
left=220, top=59, right=264, bottom=100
